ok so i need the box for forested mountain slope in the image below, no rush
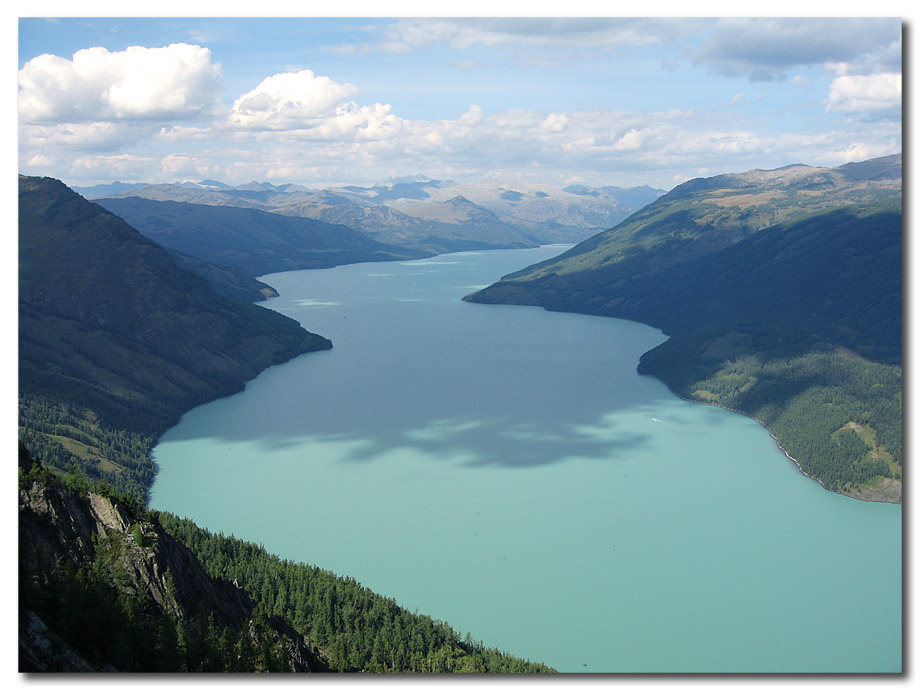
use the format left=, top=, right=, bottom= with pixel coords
left=18, top=176, right=331, bottom=497
left=467, top=155, right=902, bottom=502
left=471, top=155, right=900, bottom=312
left=19, top=448, right=554, bottom=673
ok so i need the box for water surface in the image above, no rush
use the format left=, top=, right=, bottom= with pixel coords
left=151, top=246, right=901, bottom=673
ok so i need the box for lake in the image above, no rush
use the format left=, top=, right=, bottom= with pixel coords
left=150, top=245, right=901, bottom=673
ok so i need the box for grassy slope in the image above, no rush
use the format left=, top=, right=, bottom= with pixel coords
left=466, top=157, right=902, bottom=502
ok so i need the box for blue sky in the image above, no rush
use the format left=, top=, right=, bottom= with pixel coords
left=17, top=14, right=904, bottom=191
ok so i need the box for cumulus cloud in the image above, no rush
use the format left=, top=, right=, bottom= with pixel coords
left=311, top=102, right=405, bottom=141
left=539, top=113, right=569, bottom=133
left=457, top=105, right=484, bottom=127
left=17, top=22, right=901, bottom=190
left=228, top=69, right=358, bottom=129
left=826, top=72, right=902, bottom=114
left=18, top=43, right=222, bottom=123
left=612, top=128, right=649, bottom=151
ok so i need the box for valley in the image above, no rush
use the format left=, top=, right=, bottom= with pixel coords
left=18, top=154, right=903, bottom=672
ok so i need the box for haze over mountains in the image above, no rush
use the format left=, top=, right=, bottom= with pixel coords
left=79, top=177, right=664, bottom=256
left=95, top=197, right=426, bottom=278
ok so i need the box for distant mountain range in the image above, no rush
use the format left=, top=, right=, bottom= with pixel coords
left=467, top=154, right=903, bottom=502
left=95, top=196, right=426, bottom=277
left=78, top=177, right=664, bottom=255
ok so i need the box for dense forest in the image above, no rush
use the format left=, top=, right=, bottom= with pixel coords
left=19, top=449, right=554, bottom=673
left=18, top=394, right=155, bottom=499
left=638, top=326, right=901, bottom=499
left=156, top=515, right=554, bottom=672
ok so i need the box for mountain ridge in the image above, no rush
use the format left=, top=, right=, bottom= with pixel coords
left=87, top=177, right=664, bottom=252
left=18, top=175, right=332, bottom=497
left=465, top=154, right=902, bottom=502
left=94, top=196, right=426, bottom=277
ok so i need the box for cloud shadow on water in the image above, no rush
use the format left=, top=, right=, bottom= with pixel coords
left=164, top=389, right=673, bottom=471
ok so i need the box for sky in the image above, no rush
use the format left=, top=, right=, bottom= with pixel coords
left=15, top=12, right=905, bottom=193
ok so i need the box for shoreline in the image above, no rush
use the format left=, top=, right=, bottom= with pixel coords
left=643, top=370, right=901, bottom=505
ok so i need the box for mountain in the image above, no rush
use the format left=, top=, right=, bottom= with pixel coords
left=333, top=178, right=665, bottom=244
left=270, top=190, right=539, bottom=253
left=70, top=181, right=151, bottom=197
left=388, top=181, right=663, bottom=232
left=18, top=175, right=331, bottom=497
left=163, top=249, right=282, bottom=303
left=18, top=176, right=556, bottom=673
left=466, top=155, right=902, bottom=502
left=471, top=154, right=901, bottom=307
left=95, top=196, right=426, bottom=277
left=19, top=447, right=325, bottom=672
left=94, top=177, right=665, bottom=253
left=564, top=183, right=665, bottom=210
left=19, top=448, right=554, bottom=673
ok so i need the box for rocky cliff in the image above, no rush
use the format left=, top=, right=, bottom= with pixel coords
left=19, top=446, right=329, bottom=672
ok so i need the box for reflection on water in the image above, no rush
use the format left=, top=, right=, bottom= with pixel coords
left=152, top=247, right=901, bottom=673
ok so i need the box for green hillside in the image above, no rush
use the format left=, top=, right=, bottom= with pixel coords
left=19, top=176, right=332, bottom=497
left=467, top=156, right=902, bottom=502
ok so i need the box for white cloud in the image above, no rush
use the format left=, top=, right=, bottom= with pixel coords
left=16, top=28, right=901, bottom=191
left=26, top=154, right=53, bottom=167
left=19, top=121, right=150, bottom=153
left=311, top=102, right=405, bottom=141
left=228, top=69, right=358, bottom=129
left=612, top=128, right=649, bottom=151
left=539, top=113, right=569, bottom=134
left=18, top=44, right=222, bottom=124
left=458, top=105, right=484, bottom=127
left=826, top=73, right=901, bottom=114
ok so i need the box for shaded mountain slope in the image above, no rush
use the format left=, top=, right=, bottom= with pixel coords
left=95, top=196, right=426, bottom=276
left=476, top=200, right=901, bottom=364
left=18, top=175, right=331, bottom=496
left=476, top=154, right=901, bottom=300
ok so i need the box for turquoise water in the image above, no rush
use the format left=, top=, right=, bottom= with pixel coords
left=150, top=246, right=902, bottom=673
